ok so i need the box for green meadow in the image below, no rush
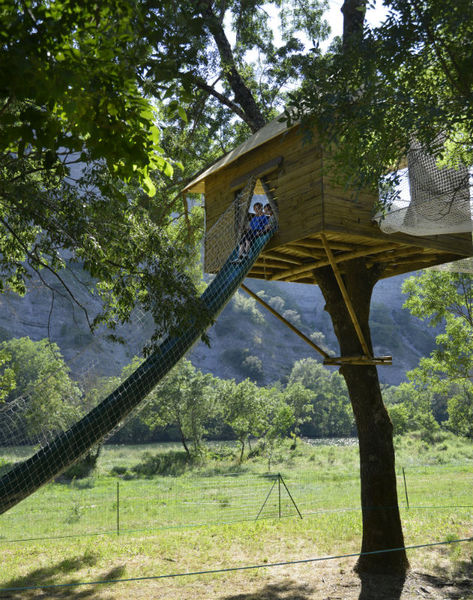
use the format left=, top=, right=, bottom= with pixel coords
left=0, top=434, right=472, bottom=599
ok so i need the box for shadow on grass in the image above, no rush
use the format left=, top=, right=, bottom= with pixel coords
left=357, top=572, right=406, bottom=600
left=0, top=553, right=125, bottom=599
left=222, top=580, right=315, bottom=599
left=417, top=553, right=473, bottom=599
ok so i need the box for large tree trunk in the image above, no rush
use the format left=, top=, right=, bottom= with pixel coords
left=314, top=259, right=409, bottom=574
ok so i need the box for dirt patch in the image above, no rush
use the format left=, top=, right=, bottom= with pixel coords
left=109, top=559, right=473, bottom=600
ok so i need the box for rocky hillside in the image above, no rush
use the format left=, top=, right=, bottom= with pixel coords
left=0, top=266, right=436, bottom=387
left=190, top=274, right=436, bottom=386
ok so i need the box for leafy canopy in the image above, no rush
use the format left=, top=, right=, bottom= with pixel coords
left=402, top=271, right=473, bottom=438
left=286, top=0, right=473, bottom=194
left=0, top=0, right=212, bottom=342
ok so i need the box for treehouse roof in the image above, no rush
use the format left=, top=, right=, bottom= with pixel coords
left=183, top=117, right=294, bottom=194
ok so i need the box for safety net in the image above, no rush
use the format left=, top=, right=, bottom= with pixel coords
left=0, top=177, right=278, bottom=515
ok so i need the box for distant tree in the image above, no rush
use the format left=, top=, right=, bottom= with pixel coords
left=0, top=349, right=16, bottom=403
left=220, top=378, right=267, bottom=462
left=143, top=359, right=218, bottom=457
left=0, top=337, right=81, bottom=440
left=382, top=382, right=439, bottom=439
left=288, top=358, right=354, bottom=437
left=241, top=355, right=264, bottom=382
left=232, top=293, right=265, bottom=325
left=282, top=380, right=314, bottom=443
left=403, top=271, right=473, bottom=439
left=446, top=388, right=473, bottom=438
left=260, top=388, right=295, bottom=471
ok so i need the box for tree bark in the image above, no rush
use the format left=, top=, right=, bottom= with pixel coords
left=177, top=420, right=191, bottom=458
left=199, top=0, right=267, bottom=133
left=239, top=438, right=245, bottom=463
left=341, top=0, right=367, bottom=53
left=314, top=259, right=409, bottom=574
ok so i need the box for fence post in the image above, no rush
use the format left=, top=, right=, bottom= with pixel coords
left=116, top=481, right=120, bottom=535
left=279, top=474, right=303, bottom=519
left=402, top=467, right=409, bottom=510
left=278, top=474, right=281, bottom=519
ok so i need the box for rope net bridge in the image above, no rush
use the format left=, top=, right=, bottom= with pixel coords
left=0, top=176, right=278, bottom=515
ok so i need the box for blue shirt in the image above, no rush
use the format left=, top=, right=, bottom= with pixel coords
left=250, top=214, right=269, bottom=232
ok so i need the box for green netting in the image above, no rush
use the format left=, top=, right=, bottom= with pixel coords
left=0, top=177, right=278, bottom=515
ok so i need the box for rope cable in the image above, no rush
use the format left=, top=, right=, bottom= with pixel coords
left=1, top=536, right=472, bottom=592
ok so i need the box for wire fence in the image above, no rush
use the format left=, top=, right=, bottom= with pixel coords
left=0, top=464, right=471, bottom=543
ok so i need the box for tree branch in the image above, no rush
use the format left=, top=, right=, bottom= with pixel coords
left=198, top=0, right=266, bottom=133
left=410, top=0, right=468, bottom=96
left=192, top=76, right=253, bottom=126
left=341, top=0, right=367, bottom=53
left=0, top=217, right=93, bottom=329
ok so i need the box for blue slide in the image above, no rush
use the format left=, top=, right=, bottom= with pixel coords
left=0, top=230, right=275, bottom=515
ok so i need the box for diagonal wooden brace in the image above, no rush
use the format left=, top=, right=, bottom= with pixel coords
left=240, top=283, right=330, bottom=359
left=319, top=233, right=372, bottom=358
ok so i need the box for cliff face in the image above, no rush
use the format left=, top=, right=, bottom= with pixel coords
left=190, top=274, right=436, bottom=386
left=0, top=267, right=435, bottom=387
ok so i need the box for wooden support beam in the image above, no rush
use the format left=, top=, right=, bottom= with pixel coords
left=248, top=268, right=274, bottom=275
left=256, top=260, right=291, bottom=270
left=261, top=251, right=303, bottom=265
left=293, top=239, right=355, bottom=251
left=240, top=284, right=331, bottom=359
left=366, top=247, right=426, bottom=264
left=320, top=233, right=372, bottom=358
left=271, top=241, right=401, bottom=281
left=284, top=245, right=325, bottom=260
left=324, top=355, right=392, bottom=366
left=371, top=256, right=436, bottom=270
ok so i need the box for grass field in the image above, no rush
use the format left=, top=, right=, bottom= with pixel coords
left=0, top=433, right=472, bottom=599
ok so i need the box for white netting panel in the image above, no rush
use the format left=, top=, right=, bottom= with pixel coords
left=375, top=142, right=473, bottom=237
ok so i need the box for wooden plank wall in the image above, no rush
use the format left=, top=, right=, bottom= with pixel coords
left=204, top=125, right=324, bottom=270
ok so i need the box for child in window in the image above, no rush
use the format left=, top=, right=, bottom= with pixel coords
left=233, top=202, right=269, bottom=262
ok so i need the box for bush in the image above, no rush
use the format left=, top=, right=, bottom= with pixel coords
left=221, top=347, right=248, bottom=370
left=129, top=450, right=192, bottom=477
left=58, top=447, right=101, bottom=482
left=232, top=293, right=264, bottom=324
left=241, top=355, right=264, bottom=381
left=110, top=465, right=129, bottom=477
left=247, top=441, right=265, bottom=459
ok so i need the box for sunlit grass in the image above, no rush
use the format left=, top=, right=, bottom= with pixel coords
left=0, top=433, right=472, bottom=598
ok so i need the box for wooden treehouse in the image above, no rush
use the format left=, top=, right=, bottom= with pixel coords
left=183, top=118, right=473, bottom=365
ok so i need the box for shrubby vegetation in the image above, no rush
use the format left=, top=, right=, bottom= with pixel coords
left=1, top=272, right=473, bottom=468
left=2, top=285, right=473, bottom=465
left=382, top=272, right=473, bottom=441
left=0, top=337, right=81, bottom=441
